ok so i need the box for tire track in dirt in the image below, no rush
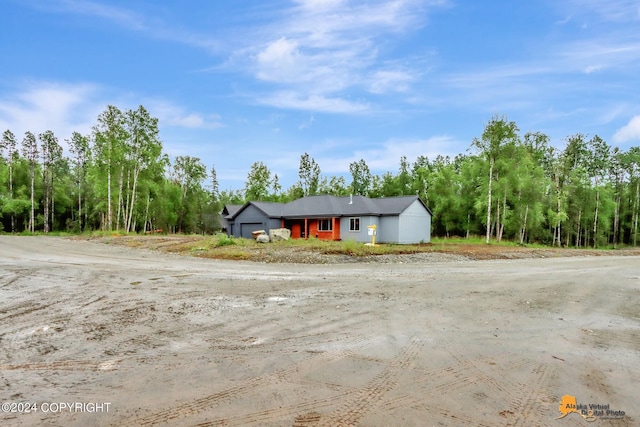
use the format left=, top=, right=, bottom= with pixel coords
left=0, top=302, right=57, bottom=322
left=208, top=331, right=354, bottom=354
left=587, top=329, right=640, bottom=352
left=445, top=350, right=510, bottom=394
left=509, top=363, right=553, bottom=426
left=189, top=393, right=351, bottom=427
left=413, top=403, right=497, bottom=427
left=0, top=271, right=25, bottom=288
left=412, top=353, right=553, bottom=426
left=0, top=359, right=122, bottom=371
left=407, top=353, right=517, bottom=396
left=180, top=335, right=425, bottom=427
left=380, top=353, right=535, bottom=425
left=116, top=335, right=374, bottom=426
left=314, top=336, right=424, bottom=427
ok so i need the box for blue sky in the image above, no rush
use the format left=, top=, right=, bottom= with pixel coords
left=1, top=0, right=640, bottom=191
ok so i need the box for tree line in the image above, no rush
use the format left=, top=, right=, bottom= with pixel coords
left=0, top=105, right=220, bottom=234
left=1, top=108, right=639, bottom=247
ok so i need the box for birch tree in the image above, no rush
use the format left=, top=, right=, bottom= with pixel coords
left=124, top=105, right=162, bottom=232
left=298, top=153, right=321, bottom=196
left=93, top=105, right=127, bottom=230
left=244, top=161, right=272, bottom=201
left=173, top=156, right=207, bottom=232
left=68, top=132, right=90, bottom=231
left=623, top=147, right=640, bottom=246
left=586, top=135, right=610, bottom=247
left=1, top=130, right=18, bottom=232
left=349, top=159, right=372, bottom=196
left=39, top=130, right=62, bottom=233
left=21, top=131, right=38, bottom=233
left=472, top=115, right=519, bottom=243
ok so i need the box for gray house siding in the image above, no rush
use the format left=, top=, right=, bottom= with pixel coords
left=227, top=196, right=432, bottom=244
left=378, top=216, right=399, bottom=243
left=228, top=204, right=281, bottom=238
left=397, top=199, right=431, bottom=243
left=340, top=216, right=379, bottom=243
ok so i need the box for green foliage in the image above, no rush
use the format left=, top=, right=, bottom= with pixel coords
left=318, top=175, right=348, bottom=196
left=244, top=161, right=272, bottom=201
left=349, top=159, right=371, bottom=196
left=215, top=233, right=237, bottom=247
left=298, top=152, right=321, bottom=196
left=2, top=109, right=640, bottom=248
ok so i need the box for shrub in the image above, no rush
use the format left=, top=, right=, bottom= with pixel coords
left=215, top=233, right=236, bottom=247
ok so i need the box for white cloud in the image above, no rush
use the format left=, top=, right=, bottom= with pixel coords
left=613, top=115, right=640, bottom=143
left=257, top=38, right=299, bottom=67
left=257, top=91, right=370, bottom=113
left=294, top=0, right=348, bottom=12
left=565, top=0, right=640, bottom=22
left=37, top=0, right=221, bottom=52
left=0, top=81, right=103, bottom=149
left=145, top=100, right=223, bottom=129
left=368, top=69, right=416, bottom=94
left=56, top=0, right=146, bottom=30
left=255, top=38, right=304, bottom=83
left=561, top=39, right=640, bottom=70
left=584, top=64, right=604, bottom=74
left=243, top=0, right=446, bottom=112
left=298, top=114, right=316, bottom=129
left=319, top=135, right=459, bottom=173
left=0, top=81, right=223, bottom=165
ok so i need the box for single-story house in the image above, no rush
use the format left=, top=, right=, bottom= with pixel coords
left=224, top=195, right=432, bottom=244
left=220, top=204, right=242, bottom=233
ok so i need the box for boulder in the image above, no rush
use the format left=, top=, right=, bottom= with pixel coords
left=256, top=234, right=270, bottom=243
left=251, top=230, right=266, bottom=240
left=269, top=228, right=291, bottom=241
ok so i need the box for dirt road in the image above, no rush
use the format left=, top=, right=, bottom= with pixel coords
left=0, top=236, right=638, bottom=426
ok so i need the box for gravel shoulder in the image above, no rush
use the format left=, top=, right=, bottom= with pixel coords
left=77, top=234, right=640, bottom=264
left=0, top=236, right=638, bottom=426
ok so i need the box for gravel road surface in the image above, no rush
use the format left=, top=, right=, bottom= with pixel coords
left=0, top=236, right=637, bottom=426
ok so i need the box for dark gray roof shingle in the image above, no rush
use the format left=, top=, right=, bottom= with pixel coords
left=229, top=195, right=431, bottom=219
left=222, top=204, right=243, bottom=219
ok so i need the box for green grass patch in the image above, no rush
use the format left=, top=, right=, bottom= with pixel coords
left=214, top=233, right=237, bottom=247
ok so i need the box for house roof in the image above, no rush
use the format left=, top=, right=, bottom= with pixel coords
left=228, top=195, right=431, bottom=220
left=250, top=201, right=286, bottom=217
left=222, top=204, right=243, bottom=219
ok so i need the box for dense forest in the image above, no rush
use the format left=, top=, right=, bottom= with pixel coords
left=1, top=105, right=639, bottom=247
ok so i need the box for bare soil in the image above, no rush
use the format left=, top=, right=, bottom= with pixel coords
left=0, top=236, right=638, bottom=426
left=77, top=234, right=640, bottom=263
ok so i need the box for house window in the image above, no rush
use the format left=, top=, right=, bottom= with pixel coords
left=318, top=219, right=332, bottom=231
left=349, top=217, right=360, bottom=231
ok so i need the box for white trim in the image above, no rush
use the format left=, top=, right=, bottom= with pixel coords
left=318, top=218, right=332, bottom=231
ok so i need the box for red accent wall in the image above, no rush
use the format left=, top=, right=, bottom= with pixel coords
left=291, top=223, right=301, bottom=239
left=333, top=217, right=341, bottom=240
left=310, top=218, right=341, bottom=240
left=289, top=218, right=341, bottom=240
left=309, top=220, right=319, bottom=237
